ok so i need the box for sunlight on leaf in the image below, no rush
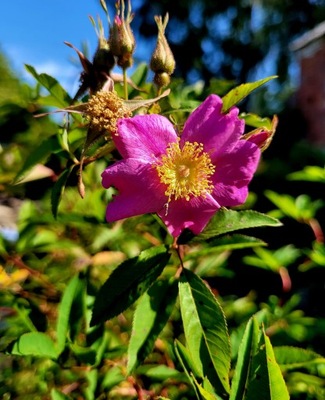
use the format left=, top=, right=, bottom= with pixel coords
left=13, top=136, right=62, bottom=185
left=179, top=269, right=231, bottom=396
left=12, top=332, right=58, bottom=359
left=230, top=317, right=259, bottom=400
left=91, top=246, right=171, bottom=325
left=127, top=279, right=178, bottom=374
left=25, top=64, right=72, bottom=107
left=245, top=326, right=290, bottom=400
left=221, top=76, right=277, bottom=113
left=178, top=209, right=282, bottom=244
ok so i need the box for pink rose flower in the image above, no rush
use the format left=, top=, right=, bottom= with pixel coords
left=102, top=94, right=261, bottom=237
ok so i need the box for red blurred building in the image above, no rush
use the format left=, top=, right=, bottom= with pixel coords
left=291, top=21, right=325, bottom=148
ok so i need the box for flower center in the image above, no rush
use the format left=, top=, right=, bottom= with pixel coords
left=155, top=140, right=215, bottom=202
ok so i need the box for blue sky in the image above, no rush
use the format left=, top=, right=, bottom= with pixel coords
left=0, top=0, right=147, bottom=95
left=1, top=0, right=303, bottom=100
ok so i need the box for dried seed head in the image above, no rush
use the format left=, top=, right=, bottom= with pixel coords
left=86, top=90, right=132, bottom=134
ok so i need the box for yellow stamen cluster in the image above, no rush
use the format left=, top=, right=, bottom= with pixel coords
left=86, top=91, right=131, bottom=134
left=155, top=140, right=215, bottom=202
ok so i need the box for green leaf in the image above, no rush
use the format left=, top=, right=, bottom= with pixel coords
left=174, top=339, right=203, bottom=378
left=221, top=76, right=277, bottom=113
left=230, top=317, right=260, bottom=400
left=136, top=364, right=186, bottom=381
left=185, top=235, right=267, bottom=261
left=305, top=242, right=325, bottom=269
left=287, top=165, right=325, bottom=183
left=17, top=229, right=58, bottom=252
left=70, top=343, right=97, bottom=365
left=127, top=278, right=178, bottom=374
left=274, top=346, right=325, bottom=371
left=128, top=63, right=148, bottom=97
left=240, top=113, right=273, bottom=130
left=194, top=379, right=220, bottom=400
left=90, top=246, right=171, bottom=326
left=265, top=190, right=323, bottom=221
left=178, top=209, right=282, bottom=244
left=174, top=339, right=202, bottom=399
left=179, top=269, right=231, bottom=396
left=84, top=369, right=98, bottom=400
left=51, top=389, right=71, bottom=400
left=56, top=274, right=85, bottom=355
left=245, top=327, right=290, bottom=400
left=12, top=332, right=58, bottom=359
left=13, top=136, right=62, bottom=184
left=51, top=167, right=74, bottom=219
left=25, top=64, right=72, bottom=107
left=100, top=366, right=125, bottom=390
left=243, top=245, right=300, bottom=272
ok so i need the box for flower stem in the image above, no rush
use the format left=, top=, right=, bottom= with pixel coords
left=123, top=68, right=128, bottom=100
left=308, top=217, right=324, bottom=243
left=172, top=238, right=185, bottom=272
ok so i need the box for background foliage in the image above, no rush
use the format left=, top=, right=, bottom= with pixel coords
left=134, top=0, right=325, bottom=110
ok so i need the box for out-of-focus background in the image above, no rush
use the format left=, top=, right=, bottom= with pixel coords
left=2, top=0, right=325, bottom=147
left=1, top=1, right=325, bottom=399
left=1, top=1, right=325, bottom=112
left=1, top=0, right=325, bottom=321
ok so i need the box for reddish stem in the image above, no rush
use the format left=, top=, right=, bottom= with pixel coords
left=279, top=266, right=292, bottom=293
left=308, top=218, right=324, bottom=243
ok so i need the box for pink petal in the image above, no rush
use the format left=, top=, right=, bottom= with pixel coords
left=157, top=194, right=220, bottom=237
left=212, top=140, right=260, bottom=206
left=102, top=159, right=166, bottom=221
left=114, top=115, right=178, bottom=161
left=181, top=94, right=245, bottom=159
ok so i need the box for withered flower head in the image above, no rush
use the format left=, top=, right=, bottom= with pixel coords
left=92, top=37, right=115, bottom=78
left=86, top=90, right=132, bottom=134
left=243, top=115, right=278, bottom=152
left=65, top=15, right=115, bottom=102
